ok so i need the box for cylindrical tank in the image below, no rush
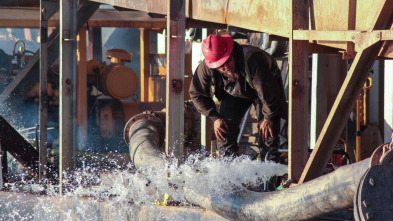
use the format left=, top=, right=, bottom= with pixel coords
left=86, top=48, right=138, bottom=100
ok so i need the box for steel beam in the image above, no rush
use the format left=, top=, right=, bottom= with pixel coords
left=165, top=0, right=185, bottom=162
left=140, top=29, right=150, bottom=102
left=288, top=0, right=309, bottom=181
left=0, top=116, right=39, bottom=177
left=39, top=0, right=59, bottom=181
left=59, top=0, right=77, bottom=193
left=299, top=1, right=393, bottom=183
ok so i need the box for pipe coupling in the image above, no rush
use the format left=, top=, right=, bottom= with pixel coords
left=123, top=112, right=165, bottom=146
left=369, top=143, right=393, bottom=166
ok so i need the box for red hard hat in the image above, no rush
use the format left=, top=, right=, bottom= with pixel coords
left=202, top=34, right=233, bottom=69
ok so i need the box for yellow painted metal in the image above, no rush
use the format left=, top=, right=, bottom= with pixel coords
left=101, top=66, right=139, bottom=100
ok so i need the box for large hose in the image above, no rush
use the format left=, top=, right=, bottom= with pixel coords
left=124, top=111, right=166, bottom=169
left=124, top=102, right=201, bottom=169
left=123, top=108, right=391, bottom=220
left=184, top=158, right=370, bottom=221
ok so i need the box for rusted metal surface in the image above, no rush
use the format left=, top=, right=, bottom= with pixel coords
left=88, top=0, right=167, bottom=15
left=299, top=1, right=393, bottom=184
left=89, top=0, right=291, bottom=36
left=288, top=0, right=309, bottom=181
left=87, top=9, right=167, bottom=28
left=165, top=0, right=185, bottom=162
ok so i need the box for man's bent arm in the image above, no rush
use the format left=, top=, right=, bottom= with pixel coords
left=189, top=62, right=221, bottom=122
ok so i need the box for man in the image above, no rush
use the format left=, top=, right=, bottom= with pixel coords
left=189, top=34, right=287, bottom=158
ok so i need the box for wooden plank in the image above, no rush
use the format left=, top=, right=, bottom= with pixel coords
left=288, top=0, right=309, bottom=181
left=165, top=0, right=185, bottom=161
left=140, top=29, right=150, bottom=102
left=299, top=0, right=393, bottom=184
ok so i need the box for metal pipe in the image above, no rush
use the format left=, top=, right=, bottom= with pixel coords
left=124, top=112, right=166, bottom=169
left=124, top=107, right=384, bottom=221
left=124, top=103, right=200, bottom=168
left=184, top=158, right=371, bottom=221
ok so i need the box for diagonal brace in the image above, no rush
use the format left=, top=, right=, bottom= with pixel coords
left=299, top=0, right=393, bottom=183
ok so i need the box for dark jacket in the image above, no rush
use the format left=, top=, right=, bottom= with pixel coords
left=189, top=42, right=287, bottom=122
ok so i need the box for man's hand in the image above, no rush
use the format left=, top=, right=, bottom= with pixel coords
left=214, top=118, right=229, bottom=141
left=258, top=119, right=273, bottom=141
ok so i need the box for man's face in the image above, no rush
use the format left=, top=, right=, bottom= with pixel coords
left=216, top=55, right=237, bottom=82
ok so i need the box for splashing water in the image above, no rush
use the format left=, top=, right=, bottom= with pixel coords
left=70, top=154, right=287, bottom=205
left=0, top=154, right=287, bottom=220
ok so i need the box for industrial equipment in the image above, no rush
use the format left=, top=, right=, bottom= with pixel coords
left=86, top=48, right=138, bottom=101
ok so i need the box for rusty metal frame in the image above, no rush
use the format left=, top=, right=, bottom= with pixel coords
left=299, top=1, right=393, bottom=183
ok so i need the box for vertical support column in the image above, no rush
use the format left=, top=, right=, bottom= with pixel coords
left=310, top=54, right=328, bottom=149
left=201, top=116, right=213, bottom=157
left=60, top=0, right=77, bottom=193
left=0, top=142, right=7, bottom=188
left=0, top=139, right=3, bottom=188
left=384, top=60, right=393, bottom=143
left=77, top=27, right=88, bottom=149
left=299, top=1, right=393, bottom=183
left=288, top=0, right=309, bottom=181
left=199, top=29, right=211, bottom=157
left=166, top=0, right=185, bottom=161
left=140, top=29, right=150, bottom=102
left=88, top=27, right=102, bottom=60
left=39, top=0, right=49, bottom=180
left=379, top=61, right=385, bottom=139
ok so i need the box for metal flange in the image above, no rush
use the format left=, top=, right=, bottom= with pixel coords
left=354, top=165, right=393, bottom=221
left=123, top=112, right=164, bottom=146
left=369, top=143, right=393, bottom=167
